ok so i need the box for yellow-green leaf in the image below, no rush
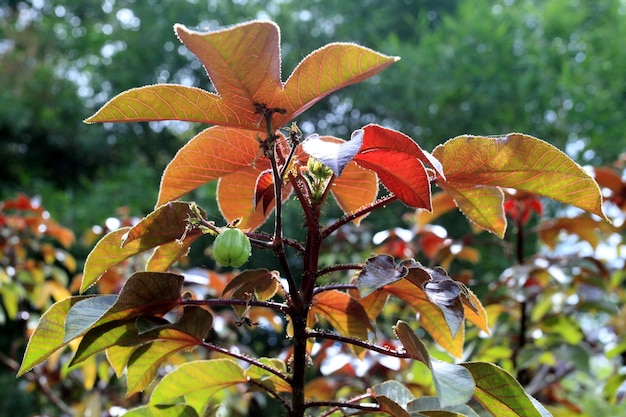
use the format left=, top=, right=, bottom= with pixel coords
left=433, top=133, right=607, bottom=237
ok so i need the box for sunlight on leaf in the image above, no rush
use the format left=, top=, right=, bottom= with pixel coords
left=433, top=133, right=608, bottom=236
left=330, top=160, right=378, bottom=225
left=122, top=404, right=199, bottom=417
left=18, top=296, right=91, bottom=376
left=372, top=380, right=414, bottom=417
left=157, top=126, right=263, bottom=207
left=244, top=357, right=291, bottom=393
left=150, top=359, right=246, bottom=405
left=67, top=273, right=183, bottom=342
left=310, top=290, right=372, bottom=342
left=352, top=125, right=436, bottom=209
left=463, top=362, right=551, bottom=417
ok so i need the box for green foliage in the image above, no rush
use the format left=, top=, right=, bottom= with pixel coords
left=15, top=17, right=619, bottom=417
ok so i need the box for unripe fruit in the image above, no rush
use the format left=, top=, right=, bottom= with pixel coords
left=212, top=227, right=251, bottom=267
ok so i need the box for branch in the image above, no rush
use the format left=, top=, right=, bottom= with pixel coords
left=316, top=263, right=363, bottom=278
left=308, top=393, right=380, bottom=417
left=201, top=342, right=292, bottom=383
left=322, top=194, right=398, bottom=239
left=2, top=351, right=75, bottom=416
left=307, top=330, right=411, bottom=359
left=183, top=298, right=290, bottom=313
left=312, top=283, right=358, bottom=296
left=247, top=378, right=292, bottom=413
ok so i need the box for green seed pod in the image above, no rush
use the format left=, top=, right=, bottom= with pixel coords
left=212, top=227, right=251, bottom=267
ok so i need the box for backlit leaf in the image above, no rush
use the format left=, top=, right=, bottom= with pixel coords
left=217, top=165, right=293, bottom=230
left=81, top=228, right=143, bottom=292
left=222, top=269, right=280, bottom=316
left=244, top=358, right=291, bottom=393
left=66, top=272, right=183, bottom=342
left=310, top=290, right=372, bottom=342
left=330, top=160, right=378, bottom=225
left=18, top=296, right=91, bottom=376
left=433, top=133, right=607, bottom=237
left=157, top=126, right=263, bottom=207
left=84, top=84, right=232, bottom=127
left=462, top=362, right=551, bottom=417
left=352, top=125, right=439, bottom=209
left=122, top=201, right=205, bottom=249
left=276, top=43, right=398, bottom=126
left=92, top=22, right=397, bottom=133
left=175, top=22, right=282, bottom=130
left=253, top=169, right=275, bottom=213
left=415, top=191, right=459, bottom=229
left=122, top=404, right=199, bottom=417
left=538, top=216, right=616, bottom=250
left=150, top=359, right=246, bottom=405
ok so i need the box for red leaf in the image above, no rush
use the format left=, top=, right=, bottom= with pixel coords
left=352, top=125, right=443, bottom=209
left=253, top=169, right=275, bottom=214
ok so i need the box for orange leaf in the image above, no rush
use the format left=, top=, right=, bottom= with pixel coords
left=331, top=161, right=378, bottom=225
left=157, top=126, right=263, bottom=206
left=384, top=280, right=464, bottom=358
left=415, top=191, right=458, bottom=229
left=538, top=216, right=616, bottom=250
left=87, top=22, right=397, bottom=133
left=310, top=290, right=372, bottom=342
left=217, top=166, right=292, bottom=231
left=433, top=133, right=608, bottom=237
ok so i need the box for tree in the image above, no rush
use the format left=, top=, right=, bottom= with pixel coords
left=17, top=20, right=610, bottom=417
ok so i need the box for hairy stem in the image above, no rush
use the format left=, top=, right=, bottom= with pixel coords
left=322, top=194, right=398, bottom=239
left=307, top=330, right=412, bottom=359
left=201, top=342, right=292, bottom=383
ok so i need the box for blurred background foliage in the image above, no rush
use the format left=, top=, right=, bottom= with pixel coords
left=1, top=0, right=626, bottom=415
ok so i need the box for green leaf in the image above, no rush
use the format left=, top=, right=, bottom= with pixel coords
left=122, top=403, right=199, bottom=417
left=122, top=201, right=205, bottom=249
left=70, top=320, right=139, bottom=367
left=462, top=362, right=552, bottom=417
left=433, top=133, right=608, bottom=237
left=372, top=380, right=414, bottom=417
left=150, top=359, right=247, bottom=405
left=244, top=358, right=291, bottom=393
left=394, top=322, right=474, bottom=408
left=66, top=272, right=183, bottom=342
left=18, top=296, right=91, bottom=376
left=71, top=306, right=211, bottom=368
left=407, top=396, right=479, bottom=417
left=431, top=360, right=475, bottom=408
left=408, top=397, right=480, bottom=417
